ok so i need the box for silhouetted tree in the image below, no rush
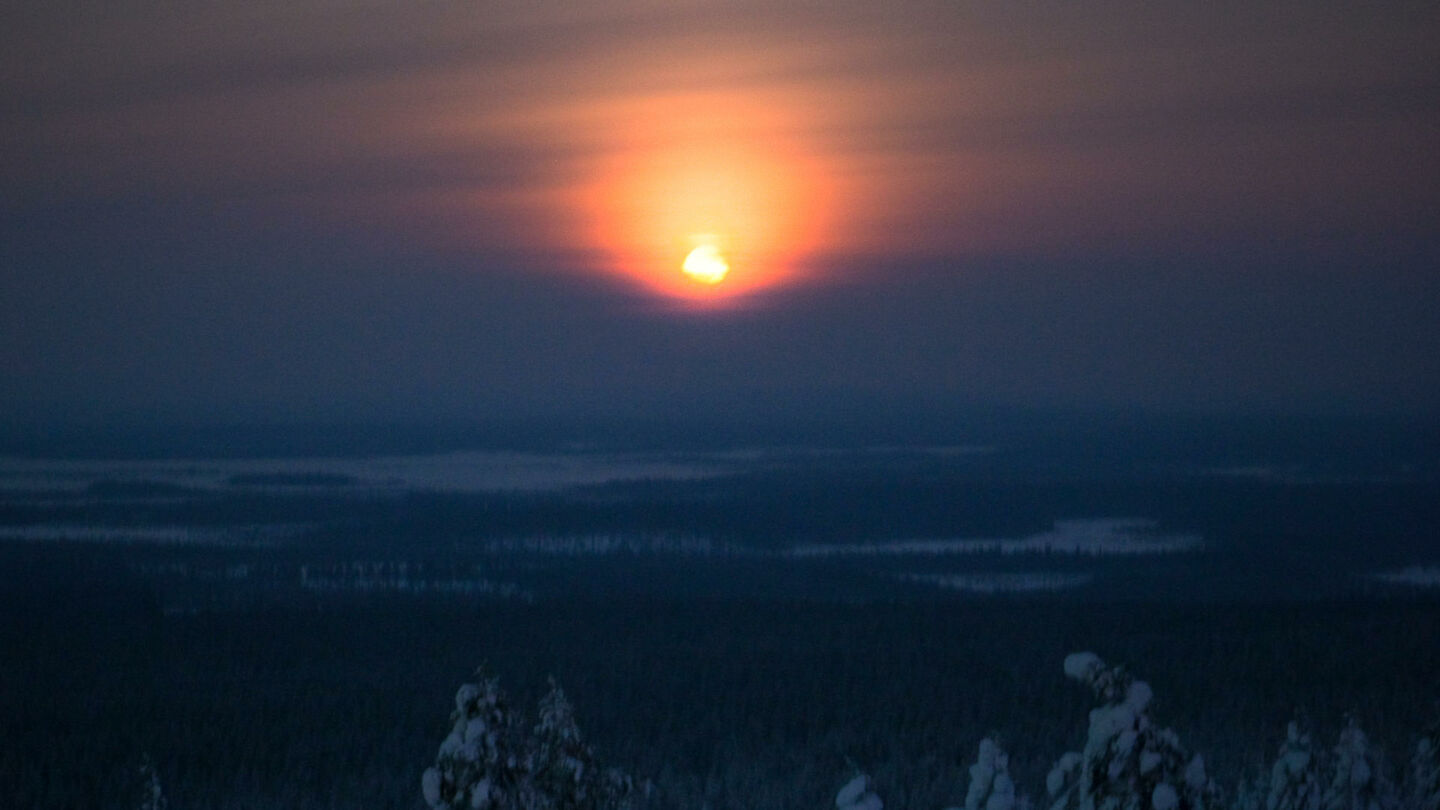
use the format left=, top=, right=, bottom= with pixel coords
left=1407, top=708, right=1440, bottom=810
left=1268, top=719, right=1323, bottom=810
left=836, top=772, right=883, bottom=810
left=1322, top=717, right=1395, bottom=810
left=422, top=667, right=632, bottom=810
left=1047, top=652, right=1217, bottom=810
left=531, top=679, right=634, bottom=810
left=137, top=753, right=167, bottom=810
left=960, top=738, right=1018, bottom=810
left=422, top=666, right=530, bottom=810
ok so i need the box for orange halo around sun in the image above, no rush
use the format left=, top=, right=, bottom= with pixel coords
left=580, top=98, right=832, bottom=305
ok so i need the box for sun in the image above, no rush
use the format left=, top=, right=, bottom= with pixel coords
left=682, top=244, right=729, bottom=285
left=574, top=90, right=838, bottom=303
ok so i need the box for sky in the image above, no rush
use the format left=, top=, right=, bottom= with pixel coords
left=2, top=1, right=1438, bottom=437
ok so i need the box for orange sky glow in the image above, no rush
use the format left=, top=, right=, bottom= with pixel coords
left=9, top=2, right=1432, bottom=309
left=3, top=1, right=1438, bottom=420
left=575, top=91, right=839, bottom=305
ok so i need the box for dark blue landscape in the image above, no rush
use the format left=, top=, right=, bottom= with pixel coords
left=3, top=418, right=1438, bottom=808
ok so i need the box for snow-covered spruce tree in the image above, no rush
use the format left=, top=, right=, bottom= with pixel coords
left=1406, top=708, right=1440, bottom=810
left=423, top=669, right=633, bottom=810
left=1233, top=771, right=1268, bottom=810
left=1046, top=652, right=1218, bottom=810
left=951, top=738, right=1018, bottom=810
left=836, top=772, right=883, bottom=810
left=137, top=753, right=167, bottom=810
left=530, top=679, right=633, bottom=810
left=1321, top=716, right=1395, bottom=810
left=422, top=666, right=530, bottom=810
left=1267, top=720, right=1322, bottom=810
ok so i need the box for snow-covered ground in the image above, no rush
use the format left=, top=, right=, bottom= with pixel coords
left=1370, top=565, right=1440, bottom=588
left=0, top=451, right=728, bottom=494
left=477, top=534, right=736, bottom=556
left=900, top=571, right=1094, bottom=594
left=0, top=446, right=995, bottom=496
left=786, top=519, right=1202, bottom=558
left=299, top=562, right=530, bottom=600
left=0, top=524, right=297, bottom=545
left=463, top=519, right=1201, bottom=560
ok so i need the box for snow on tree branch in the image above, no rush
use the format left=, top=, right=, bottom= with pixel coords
left=422, top=667, right=633, bottom=810
left=1048, top=652, right=1218, bottom=810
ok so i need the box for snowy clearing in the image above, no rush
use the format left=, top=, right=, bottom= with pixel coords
left=786, top=519, right=1202, bottom=558
left=1370, top=566, right=1440, bottom=588
left=901, top=571, right=1094, bottom=594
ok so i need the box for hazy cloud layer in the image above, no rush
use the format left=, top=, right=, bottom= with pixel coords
left=3, top=1, right=1437, bottom=426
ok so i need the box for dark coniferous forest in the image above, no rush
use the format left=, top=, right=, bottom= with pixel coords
left=2, top=422, right=1438, bottom=809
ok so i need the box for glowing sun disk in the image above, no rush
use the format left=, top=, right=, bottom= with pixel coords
left=682, top=244, right=729, bottom=284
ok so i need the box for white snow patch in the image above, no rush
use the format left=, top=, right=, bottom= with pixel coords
left=1153, top=782, right=1179, bottom=810
left=836, top=774, right=883, bottom=810
left=787, top=519, right=1201, bottom=558
left=0, top=522, right=305, bottom=546
left=1063, top=652, right=1104, bottom=682
left=904, top=571, right=1092, bottom=594
left=837, top=775, right=870, bottom=807
left=1048, top=752, right=1082, bottom=797
left=0, top=451, right=730, bottom=495
left=421, top=767, right=442, bottom=805
left=479, top=534, right=735, bottom=556
left=1371, top=566, right=1440, bottom=588
left=965, top=738, right=1016, bottom=810
left=1185, top=755, right=1208, bottom=791
left=1125, top=681, right=1154, bottom=713
left=300, top=563, right=529, bottom=600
